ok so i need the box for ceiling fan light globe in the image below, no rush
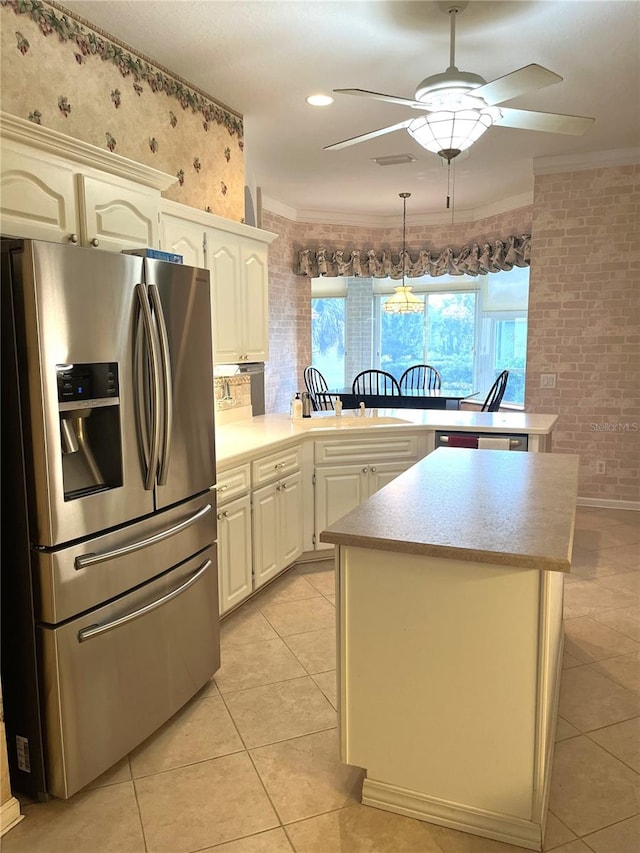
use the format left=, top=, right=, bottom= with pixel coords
left=408, top=107, right=500, bottom=156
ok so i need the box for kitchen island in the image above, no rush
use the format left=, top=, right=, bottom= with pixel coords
left=320, top=448, right=579, bottom=852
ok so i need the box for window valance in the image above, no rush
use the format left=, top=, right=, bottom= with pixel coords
left=297, top=234, right=530, bottom=278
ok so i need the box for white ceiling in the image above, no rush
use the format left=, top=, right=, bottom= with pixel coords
left=61, top=0, right=640, bottom=223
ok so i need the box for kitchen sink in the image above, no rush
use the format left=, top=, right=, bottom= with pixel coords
left=305, top=415, right=412, bottom=428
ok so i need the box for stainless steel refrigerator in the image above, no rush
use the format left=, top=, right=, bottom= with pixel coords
left=1, top=238, right=220, bottom=800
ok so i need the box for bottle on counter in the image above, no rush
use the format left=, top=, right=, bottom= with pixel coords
left=302, top=391, right=312, bottom=418
left=335, top=397, right=342, bottom=417
left=291, top=392, right=303, bottom=419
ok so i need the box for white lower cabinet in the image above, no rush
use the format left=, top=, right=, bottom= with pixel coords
left=252, top=471, right=303, bottom=588
left=217, top=494, right=252, bottom=615
left=314, top=434, right=422, bottom=550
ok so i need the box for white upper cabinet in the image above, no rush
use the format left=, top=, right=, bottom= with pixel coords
left=0, top=113, right=174, bottom=250
left=159, top=199, right=277, bottom=365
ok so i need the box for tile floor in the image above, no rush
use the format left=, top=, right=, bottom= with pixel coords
left=3, top=506, right=639, bottom=853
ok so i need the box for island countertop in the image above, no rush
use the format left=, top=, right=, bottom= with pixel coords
left=320, top=447, right=579, bottom=572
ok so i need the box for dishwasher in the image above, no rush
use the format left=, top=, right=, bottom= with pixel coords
left=435, top=431, right=529, bottom=451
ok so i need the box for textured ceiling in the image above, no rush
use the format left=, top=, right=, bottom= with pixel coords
left=61, top=0, right=640, bottom=223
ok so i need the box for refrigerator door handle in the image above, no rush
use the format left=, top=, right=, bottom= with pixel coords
left=74, top=503, right=213, bottom=570
left=148, top=283, right=173, bottom=486
left=77, top=559, right=212, bottom=642
left=135, top=283, right=162, bottom=490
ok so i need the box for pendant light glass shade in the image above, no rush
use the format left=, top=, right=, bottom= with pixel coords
left=408, top=106, right=501, bottom=161
left=383, top=192, right=425, bottom=315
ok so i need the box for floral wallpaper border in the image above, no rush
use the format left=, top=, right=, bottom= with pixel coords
left=2, top=0, right=243, bottom=138
left=297, top=234, right=531, bottom=278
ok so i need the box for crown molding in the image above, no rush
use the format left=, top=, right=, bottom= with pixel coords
left=0, top=111, right=176, bottom=191
left=261, top=190, right=533, bottom=228
left=533, top=147, right=640, bottom=175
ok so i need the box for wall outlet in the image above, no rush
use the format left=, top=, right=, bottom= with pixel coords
left=596, top=460, right=606, bottom=475
left=540, top=373, right=557, bottom=388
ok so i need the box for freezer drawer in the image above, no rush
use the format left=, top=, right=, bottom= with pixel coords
left=36, top=494, right=216, bottom=623
left=39, top=547, right=219, bottom=799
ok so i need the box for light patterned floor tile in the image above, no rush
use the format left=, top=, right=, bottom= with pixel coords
left=594, top=604, right=640, bottom=642
left=311, top=670, right=337, bottom=709
left=284, top=803, right=446, bottom=852
left=543, top=811, right=577, bottom=849
left=541, top=842, right=592, bottom=852
left=85, top=756, right=131, bottom=790
left=582, top=815, right=640, bottom=852
left=555, top=716, right=581, bottom=742
left=595, top=570, right=640, bottom=597
left=251, top=570, right=322, bottom=607
left=564, top=615, right=640, bottom=663
left=588, top=716, right=640, bottom=772
left=135, top=751, right=278, bottom=853
left=223, top=676, right=336, bottom=748
left=250, top=728, right=363, bottom=823
left=295, top=561, right=336, bottom=596
left=1, top=782, right=145, bottom=853
left=559, top=665, right=640, bottom=731
left=129, top=694, right=243, bottom=777
left=214, top=637, right=306, bottom=693
left=284, top=627, right=336, bottom=674
left=549, top=736, right=640, bottom=836
left=562, top=578, right=637, bottom=619
left=570, top=545, right=638, bottom=579
left=220, top=606, right=278, bottom=647
left=260, top=596, right=336, bottom=637
left=589, top=649, right=640, bottom=694
left=199, top=827, right=294, bottom=852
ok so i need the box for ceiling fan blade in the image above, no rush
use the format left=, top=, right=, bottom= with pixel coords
left=495, top=107, right=595, bottom=135
left=473, top=64, right=563, bottom=106
left=334, top=88, right=427, bottom=110
left=324, top=119, right=413, bottom=151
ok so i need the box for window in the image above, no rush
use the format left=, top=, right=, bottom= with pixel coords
left=310, top=267, right=528, bottom=404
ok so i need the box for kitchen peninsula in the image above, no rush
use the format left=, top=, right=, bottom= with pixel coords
left=320, top=448, right=579, bottom=852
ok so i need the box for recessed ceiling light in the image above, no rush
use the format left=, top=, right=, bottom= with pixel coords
left=306, top=94, right=334, bottom=107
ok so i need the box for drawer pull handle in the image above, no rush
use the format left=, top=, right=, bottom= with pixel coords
left=78, top=559, right=211, bottom=643
left=75, top=504, right=212, bottom=570
left=212, top=484, right=229, bottom=492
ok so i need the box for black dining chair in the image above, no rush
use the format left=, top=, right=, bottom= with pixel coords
left=399, top=364, right=442, bottom=392
left=352, top=369, right=402, bottom=396
left=304, top=365, right=334, bottom=411
left=481, top=370, right=509, bottom=412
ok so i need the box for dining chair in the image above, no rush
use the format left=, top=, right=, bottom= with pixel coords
left=303, top=365, right=334, bottom=411
left=481, top=370, right=509, bottom=412
left=399, top=364, right=442, bottom=392
left=352, top=369, right=402, bottom=396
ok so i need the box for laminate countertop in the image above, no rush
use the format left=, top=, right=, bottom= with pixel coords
left=214, top=410, right=558, bottom=468
left=320, top=447, right=579, bottom=572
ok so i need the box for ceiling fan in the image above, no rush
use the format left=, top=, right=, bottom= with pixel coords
left=325, top=1, right=594, bottom=162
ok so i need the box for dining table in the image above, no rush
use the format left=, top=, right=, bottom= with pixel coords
left=328, top=387, right=479, bottom=411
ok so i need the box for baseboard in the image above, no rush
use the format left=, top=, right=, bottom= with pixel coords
left=0, top=796, right=24, bottom=837
left=577, top=497, right=640, bottom=511
left=361, top=778, right=542, bottom=851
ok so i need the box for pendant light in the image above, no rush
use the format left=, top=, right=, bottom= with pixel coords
left=383, top=192, right=425, bottom=315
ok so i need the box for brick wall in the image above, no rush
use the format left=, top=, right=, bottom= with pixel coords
left=527, top=164, right=640, bottom=504
left=262, top=163, right=639, bottom=504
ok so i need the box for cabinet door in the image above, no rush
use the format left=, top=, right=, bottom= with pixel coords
left=252, top=482, right=279, bottom=588
left=278, top=471, right=303, bottom=569
left=161, top=216, right=205, bottom=267
left=314, top=465, right=368, bottom=551
left=217, top=494, right=252, bottom=614
left=0, top=145, right=80, bottom=243
left=239, top=241, right=269, bottom=362
left=206, top=231, right=242, bottom=364
left=78, top=174, right=160, bottom=252
left=367, top=461, right=416, bottom=496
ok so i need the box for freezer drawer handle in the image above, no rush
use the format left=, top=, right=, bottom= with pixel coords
left=77, top=559, right=211, bottom=643
left=74, top=504, right=213, bottom=570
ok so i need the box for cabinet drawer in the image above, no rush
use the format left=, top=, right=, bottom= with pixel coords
left=216, top=463, right=251, bottom=505
left=314, top=434, right=420, bottom=465
left=252, top=445, right=301, bottom=487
